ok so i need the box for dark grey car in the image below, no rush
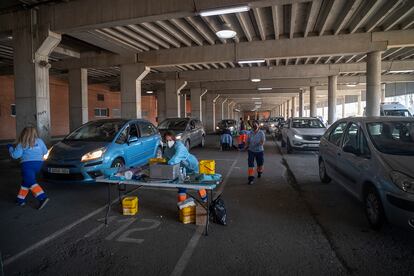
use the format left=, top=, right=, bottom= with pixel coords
left=157, top=118, right=206, bottom=150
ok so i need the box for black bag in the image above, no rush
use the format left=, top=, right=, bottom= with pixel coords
left=209, top=195, right=227, bottom=225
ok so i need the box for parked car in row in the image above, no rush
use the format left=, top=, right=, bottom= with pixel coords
left=364, top=102, right=412, bottom=117
left=281, top=117, right=327, bottom=153
left=216, top=119, right=238, bottom=135
left=157, top=118, right=206, bottom=150
left=319, top=117, right=414, bottom=231
left=43, top=119, right=162, bottom=182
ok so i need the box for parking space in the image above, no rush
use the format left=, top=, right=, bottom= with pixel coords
left=1, top=135, right=413, bottom=275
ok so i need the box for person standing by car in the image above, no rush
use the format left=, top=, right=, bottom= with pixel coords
left=246, top=121, right=266, bottom=185
left=240, top=117, right=246, bottom=132
left=163, top=131, right=208, bottom=203
left=7, top=127, right=49, bottom=209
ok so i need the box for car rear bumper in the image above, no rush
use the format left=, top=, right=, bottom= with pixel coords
left=383, top=193, right=414, bottom=231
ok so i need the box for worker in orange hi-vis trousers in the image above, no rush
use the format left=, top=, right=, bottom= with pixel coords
left=8, top=127, right=50, bottom=209
left=163, top=131, right=208, bottom=203
left=245, top=121, right=266, bottom=185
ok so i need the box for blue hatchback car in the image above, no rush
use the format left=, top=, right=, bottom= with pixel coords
left=43, top=119, right=162, bottom=182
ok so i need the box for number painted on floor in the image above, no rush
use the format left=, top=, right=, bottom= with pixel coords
left=84, top=216, right=161, bottom=245
left=116, top=219, right=161, bottom=244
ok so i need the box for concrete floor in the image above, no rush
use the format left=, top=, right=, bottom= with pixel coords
left=0, top=135, right=413, bottom=275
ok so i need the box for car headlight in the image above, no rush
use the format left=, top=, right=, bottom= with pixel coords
left=271, top=124, right=275, bottom=127
left=294, top=134, right=303, bottom=140
left=390, top=171, right=414, bottom=194
left=175, top=135, right=182, bottom=140
left=81, top=148, right=106, bottom=162
left=43, top=147, right=53, bottom=160
left=260, top=123, right=264, bottom=126
left=229, top=126, right=234, bottom=131
left=216, top=126, right=219, bottom=130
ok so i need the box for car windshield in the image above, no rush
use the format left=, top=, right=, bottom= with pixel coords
left=218, top=120, right=236, bottom=127
left=292, top=119, right=325, bottom=128
left=158, top=119, right=189, bottom=130
left=382, top=109, right=412, bottom=117
left=367, top=121, right=414, bottom=156
left=65, top=120, right=126, bottom=142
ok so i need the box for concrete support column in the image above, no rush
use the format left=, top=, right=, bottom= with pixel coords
left=291, top=97, right=296, bottom=117
left=298, top=91, right=304, bottom=117
left=221, top=99, right=228, bottom=119
left=342, top=96, right=346, bottom=118
left=381, top=83, right=386, bottom=103
left=328, top=75, right=338, bottom=124
left=165, top=79, right=187, bottom=118
left=357, top=92, right=362, bottom=116
left=190, top=87, right=202, bottom=119
left=156, top=90, right=166, bottom=124
left=68, top=68, right=88, bottom=131
left=310, top=86, right=317, bottom=117
left=180, top=94, right=187, bottom=117
left=120, top=63, right=150, bottom=119
left=212, top=95, right=220, bottom=131
left=13, top=16, right=61, bottom=142
left=366, top=51, right=381, bottom=116
left=204, top=94, right=216, bottom=133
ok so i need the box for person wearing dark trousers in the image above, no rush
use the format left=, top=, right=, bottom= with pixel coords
left=245, top=121, right=266, bottom=185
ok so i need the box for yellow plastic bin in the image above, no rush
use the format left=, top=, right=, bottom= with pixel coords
left=122, top=196, right=138, bottom=216
left=199, top=160, right=215, bottom=175
left=179, top=206, right=196, bottom=224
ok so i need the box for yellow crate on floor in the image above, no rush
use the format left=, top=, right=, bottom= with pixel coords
left=179, top=206, right=196, bottom=224
left=122, top=196, right=138, bottom=215
left=199, top=160, right=215, bottom=175
left=149, top=158, right=167, bottom=165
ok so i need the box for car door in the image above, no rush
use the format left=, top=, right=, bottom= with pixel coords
left=337, top=122, right=372, bottom=197
left=125, top=122, right=144, bottom=167
left=138, top=121, right=158, bottom=161
left=321, top=121, right=348, bottom=179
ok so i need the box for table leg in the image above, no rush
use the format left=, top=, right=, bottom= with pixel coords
left=105, top=182, right=112, bottom=226
left=205, top=190, right=212, bottom=236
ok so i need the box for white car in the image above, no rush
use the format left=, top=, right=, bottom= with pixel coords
left=381, top=102, right=412, bottom=117
left=281, top=117, right=327, bottom=153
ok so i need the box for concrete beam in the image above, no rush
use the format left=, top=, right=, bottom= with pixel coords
left=145, top=60, right=414, bottom=82
left=53, top=46, right=80, bottom=58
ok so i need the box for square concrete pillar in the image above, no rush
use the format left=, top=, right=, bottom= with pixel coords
left=120, top=63, right=149, bottom=119
left=204, top=94, right=215, bottom=133
left=165, top=79, right=187, bottom=118
left=291, top=96, right=296, bottom=117
left=190, top=87, right=202, bottom=120
left=13, top=19, right=61, bottom=142
left=298, top=91, right=304, bottom=117
left=309, top=86, right=317, bottom=117
left=69, top=68, right=88, bottom=131
left=156, top=90, right=166, bottom=124
left=328, top=75, right=338, bottom=124
left=180, top=94, right=187, bottom=117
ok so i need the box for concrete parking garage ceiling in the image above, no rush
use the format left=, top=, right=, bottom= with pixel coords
left=0, top=0, right=414, bottom=110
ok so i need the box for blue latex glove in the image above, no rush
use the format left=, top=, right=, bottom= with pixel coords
left=6, top=144, right=13, bottom=150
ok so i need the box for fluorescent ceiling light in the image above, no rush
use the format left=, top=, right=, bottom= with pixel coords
left=238, top=59, right=265, bottom=64
left=234, top=108, right=241, bottom=112
left=199, top=5, right=250, bottom=17
left=346, top=84, right=357, bottom=87
left=251, top=78, right=261, bottom=82
left=251, top=97, right=261, bottom=100
left=257, top=87, right=272, bottom=91
left=146, top=90, right=154, bottom=94
left=216, top=24, right=237, bottom=39
left=254, top=102, right=262, bottom=104
left=389, top=70, right=414, bottom=73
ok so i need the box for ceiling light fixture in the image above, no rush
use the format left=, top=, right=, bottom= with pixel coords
left=251, top=78, right=261, bottom=82
left=257, top=87, right=272, bottom=91
left=389, top=70, right=414, bottom=73
left=216, top=24, right=237, bottom=39
left=251, top=97, right=261, bottom=100
left=199, top=5, right=250, bottom=17
left=146, top=90, right=154, bottom=94
left=346, top=84, right=357, bottom=87
left=238, top=59, right=266, bottom=64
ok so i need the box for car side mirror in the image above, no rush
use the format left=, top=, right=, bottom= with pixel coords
left=128, top=136, right=138, bottom=144
left=343, top=144, right=359, bottom=155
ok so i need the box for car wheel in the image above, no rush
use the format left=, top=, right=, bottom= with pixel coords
left=364, top=186, right=385, bottom=230
left=319, top=159, right=331, bottom=183
left=281, top=138, right=286, bottom=147
left=111, top=158, right=124, bottom=168
left=286, top=139, right=293, bottom=154
left=185, top=140, right=190, bottom=151
left=155, top=147, right=163, bottom=158
left=200, top=136, right=205, bottom=148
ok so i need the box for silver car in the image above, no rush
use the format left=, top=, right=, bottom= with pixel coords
left=157, top=118, right=206, bottom=150
left=319, top=117, right=414, bottom=231
left=281, top=117, right=327, bottom=153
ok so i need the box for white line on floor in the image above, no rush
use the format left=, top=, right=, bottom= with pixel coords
left=3, top=187, right=139, bottom=266
left=170, top=155, right=238, bottom=276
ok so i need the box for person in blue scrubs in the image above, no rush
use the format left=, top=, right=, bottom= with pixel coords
left=163, top=131, right=207, bottom=203
left=245, top=121, right=266, bottom=185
